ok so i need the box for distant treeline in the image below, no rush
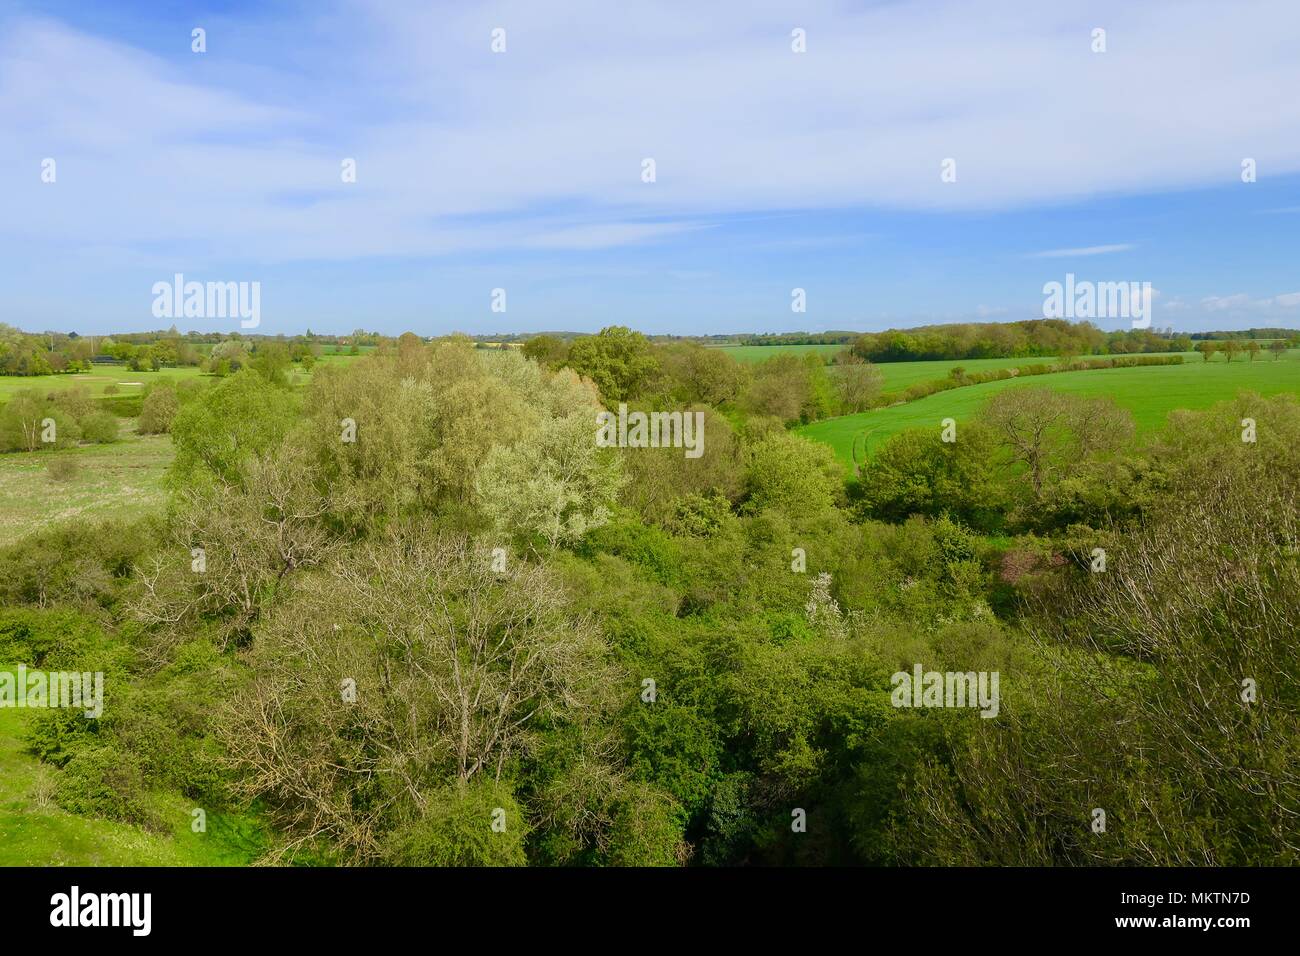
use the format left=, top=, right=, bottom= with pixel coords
left=0, top=324, right=388, bottom=377
left=849, top=320, right=1193, bottom=363
left=1190, top=328, right=1300, bottom=341
left=736, top=332, right=860, bottom=346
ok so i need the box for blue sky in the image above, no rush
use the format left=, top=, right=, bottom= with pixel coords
left=2, top=0, right=1299, bottom=337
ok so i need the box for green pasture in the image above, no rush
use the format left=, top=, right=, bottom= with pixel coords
left=800, top=350, right=1300, bottom=468
left=714, top=343, right=846, bottom=363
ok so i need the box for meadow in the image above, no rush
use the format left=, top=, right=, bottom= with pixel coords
left=0, top=364, right=206, bottom=400
left=714, top=343, right=845, bottom=363
left=0, top=350, right=364, bottom=401
left=0, top=428, right=173, bottom=541
left=800, top=350, right=1300, bottom=467
left=0, top=354, right=365, bottom=541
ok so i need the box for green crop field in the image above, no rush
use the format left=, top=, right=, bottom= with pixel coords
left=871, top=355, right=1068, bottom=391
left=800, top=351, right=1300, bottom=469
left=714, top=343, right=846, bottom=363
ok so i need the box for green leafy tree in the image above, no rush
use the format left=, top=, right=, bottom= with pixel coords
left=522, top=334, right=570, bottom=369
left=138, top=385, right=180, bottom=434
left=742, top=432, right=842, bottom=518
left=565, top=326, right=661, bottom=403
left=855, top=423, right=1006, bottom=530
left=168, top=370, right=297, bottom=486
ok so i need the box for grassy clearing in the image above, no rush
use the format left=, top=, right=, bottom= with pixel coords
left=800, top=350, right=1300, bottom=467
left=0, top=667, right=263, bottom=866
left=0, top=351, right=367, bottom=402
left=0, top=427, right=173, bottom=541
left=0, top=364, right=207, bottom=400
left=0, top=355, right=367, bottom=542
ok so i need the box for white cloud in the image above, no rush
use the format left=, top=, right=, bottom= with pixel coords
left=1199, top=292, right=1300, bottom=312
left=1202, top=293, right=1252, bottom=311
left=3, top=1, right=1300, bottom=263
left=1028, top=244, right=1135, bottom=258
left=520, top=221, right=711, bottom=250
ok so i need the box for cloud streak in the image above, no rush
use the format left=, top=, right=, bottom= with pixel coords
left=1029, top=244, right=1135, bottom=258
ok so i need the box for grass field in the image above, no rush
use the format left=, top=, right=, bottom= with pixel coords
left=872, top=355, right=1067, bottom=391
left=0, top=427, right=173, bottom=541
left=800, top=351, right=1300, bottom=468
left=0, top=352, right=365, bottom=403
left=0, top=364, right=207, bottom=400
left=0, top=666, right=263, bottom=866
left=715, top=343, right=846, bottom=363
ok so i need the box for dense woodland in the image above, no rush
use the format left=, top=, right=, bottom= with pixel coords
left=1, top=324, right=1296, bottom=866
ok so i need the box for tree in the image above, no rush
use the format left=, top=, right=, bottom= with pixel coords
left=655, top=344, right=747, bottom=406
left=898, top=401, right=1300, bottom=865
left=835, top=356, right=884, bottom=414
left=620, top=407, right=744, bottom=526
left=132, top=443, right=334, bottom=651
left=383, top=780, right=529, bottom=866
left=209, top=338, right=250, bottom=373
left=0, top=390, right=79, bottom=452
left=1245, top=339, right=1261, bottom=361
left=564, top=326, right=661, bottom=403
left=1196, top=340, right=1218, bottom=362
left=978, top=387, right=1134, bottom=502
left=1222, top=339, right=1241, bottom=362
left=476, top=412, right=625, bottom=550
left=138, top=385, right=180, bottom=434
left=1270, top=339, right=1288, bottom=360
left=251, top=342, right=292, bottom=385
left=742, top=431, right=842, bottom=518
left=521, top=334, right=570, bottom=369
left=742, top=354, right=833, bottom=423
left=219, top=531, right=613, bottom=862
left=168, top=370, right=297, bottom=487
left=855, top=423, right=1006, bottom=530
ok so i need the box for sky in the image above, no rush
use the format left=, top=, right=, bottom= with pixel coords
left=1, top=0, right=1299, bottom=338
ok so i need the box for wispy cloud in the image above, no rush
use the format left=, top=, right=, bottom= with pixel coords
left=5, top=1, right=1300, bottom=264
left=1201, top=292, right=1300, bottom=312
left=1028, top=244, right=1135, bottom=259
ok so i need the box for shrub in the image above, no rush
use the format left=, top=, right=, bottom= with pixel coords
left=79, top=411, right=119, bottom=444
left=47, top=456, right=79, bottom=482
left=382, top=781, right=529, bottom=866
left=54, top=746, right=154, bottom=827
left=138, top=386, right=179, bottom=434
